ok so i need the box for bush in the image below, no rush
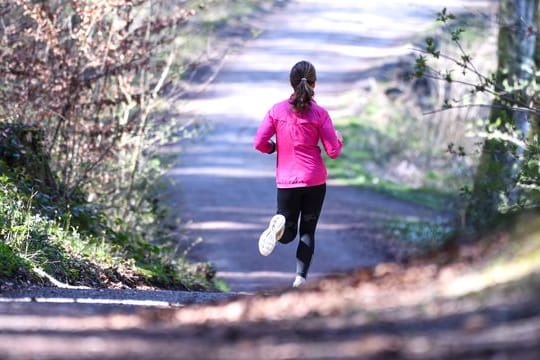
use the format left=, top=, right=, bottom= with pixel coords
left=0, top=124, right=214, bottom=290
left=0, top=242, right=28, bottom=280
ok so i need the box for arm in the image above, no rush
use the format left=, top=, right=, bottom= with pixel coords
left=253, top=110, right=277, bottom=154
left=319, top=110, right=342, bottom=159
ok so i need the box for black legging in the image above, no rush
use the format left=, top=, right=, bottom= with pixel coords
left=277, top=184, right=326, bottom=278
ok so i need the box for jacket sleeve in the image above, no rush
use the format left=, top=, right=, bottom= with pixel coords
left=319, top=110, right=342, bottom=159
left=253, top=109, right=276, bottom=154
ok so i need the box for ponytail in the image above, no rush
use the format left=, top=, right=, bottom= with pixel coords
left=289, top=61, right=317, bottom=112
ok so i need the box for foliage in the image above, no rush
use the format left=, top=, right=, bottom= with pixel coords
left=0, top=0, right=198, bottom=249
left=0, top=242, right=28, bottom=280
left=0, top=151, right=216, bottom=289
left=326, top=114, right=457, bottom=256
left=384, top=217, right=456, bottom=252
left=1, top=0, right=191, bottom=191
left=414, top=6, right=540, bottom=228
left=327, top=111, right=459, bottom=212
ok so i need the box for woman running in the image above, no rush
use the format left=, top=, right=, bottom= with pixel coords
left=253, top=60, right=343, bottom=287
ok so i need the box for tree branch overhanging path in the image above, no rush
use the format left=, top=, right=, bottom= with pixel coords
left=165, top=0, right=488, bottom=292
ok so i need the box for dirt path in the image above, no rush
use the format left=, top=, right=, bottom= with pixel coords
left=164, top=0, right=487, bottom=292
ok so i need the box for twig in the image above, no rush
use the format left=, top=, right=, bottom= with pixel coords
left=172, top=49, right=230, bottom=101
left=412, top=47, right=491, bottom=84
left=423, top=103, right=540, bottom=117
left=67, top=130, right=123, bottom=199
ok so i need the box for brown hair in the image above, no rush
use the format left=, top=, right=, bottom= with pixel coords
left=289, top=60, right=316, bottom=112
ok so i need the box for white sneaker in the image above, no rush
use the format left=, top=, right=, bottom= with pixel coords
left=292, top=275, right=306, bottom=288
left=258, top=214, right=286, bottom=256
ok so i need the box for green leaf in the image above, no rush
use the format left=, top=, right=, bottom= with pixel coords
left=414, top=55, right=427, bottom=77
left=451, top=27, right=465, bottom=41
left=436, top=8, right=456, bottom=23
left=444, top=70, right=453, bottom=83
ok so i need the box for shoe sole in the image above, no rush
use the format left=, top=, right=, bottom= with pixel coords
left=258, top=214, right=285, bottom=256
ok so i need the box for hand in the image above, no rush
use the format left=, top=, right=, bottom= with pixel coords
left=268, top=139, right=276, bottom=154
left=335, top=130, right=343, bottom=143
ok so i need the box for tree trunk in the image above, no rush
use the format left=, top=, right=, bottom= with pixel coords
left=467, top=0, right=538, bottom=228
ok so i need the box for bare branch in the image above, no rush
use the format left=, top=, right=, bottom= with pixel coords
left=423, top=103, right=540, bottom=117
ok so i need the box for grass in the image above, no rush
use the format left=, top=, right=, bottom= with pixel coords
left=212, top=277, right=231, bottom=292
left=326, top=103, right=465, bottom=253
left=0, top=158, right=217, bottom=290
left=0, top=242, right=27, bottom=279
left=327, top=115, right=456, bottom=212
left=383, top=217, right=456, bottom=251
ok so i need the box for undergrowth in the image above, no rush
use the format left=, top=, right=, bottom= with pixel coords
left=383, top=217, right=457, bottom=253
left=327, top=115, right=456, bottom=212
left=0, top=156, right=217, bottom=290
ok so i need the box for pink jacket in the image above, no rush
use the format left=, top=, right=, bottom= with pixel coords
left=254, top=98, right=342, bottom=188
